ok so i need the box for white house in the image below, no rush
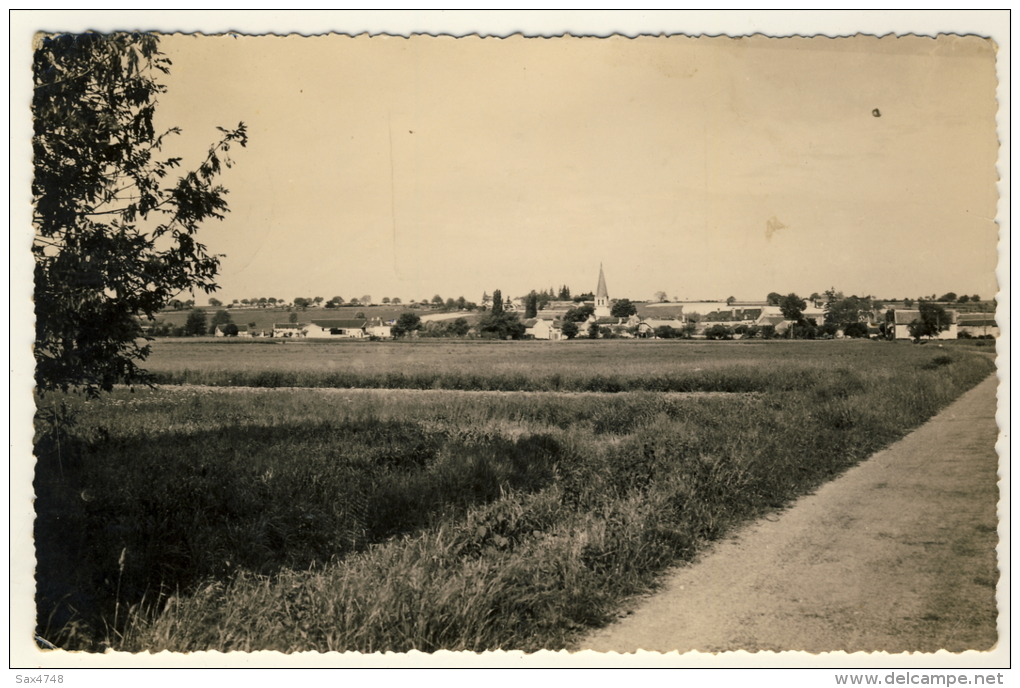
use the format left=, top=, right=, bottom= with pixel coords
left=890, top=309, right=959, bottom=340
left=272, top=323, right=307, bottom=338
left=367, top=318, right=393, bottom=339
left=524, top=318, right=563, bottom=340
left=305, top=319, right=368, bottom=339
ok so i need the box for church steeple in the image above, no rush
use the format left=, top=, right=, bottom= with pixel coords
left=594, top=263, right=611, bottom=317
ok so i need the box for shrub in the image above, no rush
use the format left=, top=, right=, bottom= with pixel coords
left=843, top=322, right=869, bottom=338
left=704, top=324, right=733, bottom=340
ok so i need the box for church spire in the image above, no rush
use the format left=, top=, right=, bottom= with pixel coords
left=596, top=263, right=609, bottom=300
left=594, top=263, right=610, bottom=317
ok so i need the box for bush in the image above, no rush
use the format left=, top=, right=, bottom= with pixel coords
left=843, top=322, right=869, bottom=338
left=704, top=324, right=733, bottom=340
left=819, top=323, right=839, bottom=338
left=922, top=354, right=955, bottom=370
left=792, top=323, right=817, bottom=339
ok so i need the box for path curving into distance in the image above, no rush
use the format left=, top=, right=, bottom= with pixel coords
left=579, top=374, right=1002, bottom=654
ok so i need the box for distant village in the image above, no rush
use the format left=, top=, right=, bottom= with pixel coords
left=151, top=265, right=998, bottom=342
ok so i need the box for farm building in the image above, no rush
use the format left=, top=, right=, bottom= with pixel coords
left=213, top=324, right=250, bottom=337
left=635, top=319, right=685, bottom=338
left=305, top=319, right=369, bottom=339
left=754, top=311, right=791, bottom=334
left=753, top=304, right=827, bottom=327
left=589, top=316, right=631, bottom=335
left=956, top=314, right=998, bottom=338
left=367, top=318, right=394, bottom=339
left=889, top=309, right=959, bottom=340
left=660, top=301, right=721, bottom=316
left=535, top=301, right=574, bottom=319
left=524, top=318, right=563, bottom=340
left=272, top=323, right=307, bottom=338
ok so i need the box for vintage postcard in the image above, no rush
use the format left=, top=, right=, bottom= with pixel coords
left=13, top=11, right=1009, bottom=674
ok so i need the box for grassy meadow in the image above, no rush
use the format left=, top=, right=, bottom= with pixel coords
left=143, top=338, right=927, bottom=393
left=33, top=339, right=996, bottom=652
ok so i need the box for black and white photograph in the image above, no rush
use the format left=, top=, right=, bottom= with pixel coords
left=13, top=11, right=1009, bottom=672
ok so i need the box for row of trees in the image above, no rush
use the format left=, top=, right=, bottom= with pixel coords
left=935, top=292, right=981, bottom=303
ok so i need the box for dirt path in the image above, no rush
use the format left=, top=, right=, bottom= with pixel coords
left=580, top=374, right=1002, bottom=654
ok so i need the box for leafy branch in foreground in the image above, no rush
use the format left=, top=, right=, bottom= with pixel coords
left=33, top=32, right=247, bottom=397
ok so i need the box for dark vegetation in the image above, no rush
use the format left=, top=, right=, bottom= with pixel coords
left=32, top=33, right=246, bottom=397
left=34, top=341, right=995, bottom=652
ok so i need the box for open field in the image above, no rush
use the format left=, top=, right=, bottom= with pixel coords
left=33, top=340, right=996, bottom=652
left=143, top=338, right=995, bottom=392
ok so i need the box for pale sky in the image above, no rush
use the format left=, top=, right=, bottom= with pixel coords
left=149, top=32, right=1000, bottom=305
left=17, top=13, right=1005, bottom=307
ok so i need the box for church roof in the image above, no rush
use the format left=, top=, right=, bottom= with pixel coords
left=596, top=264, right=609, bottom=299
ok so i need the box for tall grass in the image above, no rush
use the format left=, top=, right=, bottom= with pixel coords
left=33, top=343, right=996, bottom=652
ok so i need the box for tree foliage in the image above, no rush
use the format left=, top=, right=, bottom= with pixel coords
left=560, top=320, right=579, bottom=339
left=610, top=298, right=637, bottom=318
left=843, top=322, right=869, bottom=338
left=525, top=292, right=538, bottom=319
left=478, top=310, right=524, bottom=340
left=908, top=302, right=951, bottom=341
left=391, top=312, right=422, bottom=338
left=33, top=32, right=247, bottom=396
left=823, top=288, right=872, bottom=330
left=183, top=309, right=207, bottom=336
left=704, top=324, right=734, bottom=340
left=654, top=325, right=682, bottom=339
left=564, top=304, right=594, bottom=323
left=778, top=293, right=807, bottom=324
left=210, top=309, right=232, bottom=328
